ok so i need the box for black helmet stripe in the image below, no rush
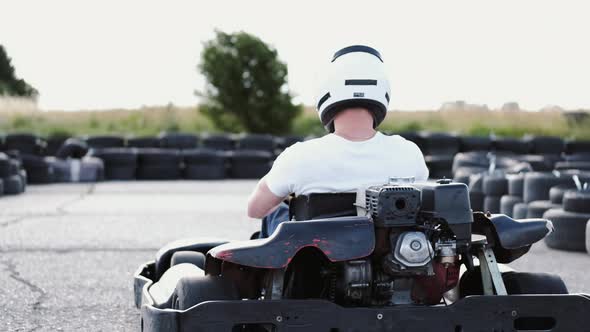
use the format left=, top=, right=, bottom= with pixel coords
left=331, top=45, right=383, bottom=63
left=345, top=79, right=377, bottom=86
left=317, top=92, right=331, bottom=109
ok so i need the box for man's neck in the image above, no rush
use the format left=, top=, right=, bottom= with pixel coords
left=333, top=128, right=377, bottom=141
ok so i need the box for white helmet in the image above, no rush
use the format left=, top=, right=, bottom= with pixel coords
left=316, top=45, right=391, bottom=132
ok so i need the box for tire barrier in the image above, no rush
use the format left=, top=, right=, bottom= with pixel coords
left=137, top=149, right=182, bottom=180
left=585, top=219, right=590, bottom=254
left=85, top=135, right=125, bottom=149
left=544, top=207, right=590, bottom=252
left=182, top=149, right=228, bottom=180
left=228, top=150, right=273, bottom=179
left=92, top=148, right=138, bottom=180
left=0, top=152, right=26, bottom=195
left=500, top=195, right=523, bottom=216
left=513, top=203, right=529, bottom=219
left=21, top=154, right=53, bottom=184
left=56, top=138, right=89, bottom=159
left=127, top=136, right=161, bottom=148
left=45, top=156, right=105, bottom=182
left=2, top=133, right=44, bottom=155
left=235, top=134, right=276, bottom=153
left=458, top=136, right=492, bottom=152
left=200, top=134, right=235, bottom=151
left=526, top=200, right=560, bottom=218
left=524, top=135, right=565, bottom=155
left=158, top=133, right=199, bottom=150
left=44, top=135, right=69, bottom=156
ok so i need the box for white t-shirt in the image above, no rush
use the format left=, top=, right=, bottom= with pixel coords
left=265, top=132, right=429, bottom=197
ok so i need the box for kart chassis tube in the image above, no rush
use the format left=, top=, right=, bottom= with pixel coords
left=135, top=263, right=590, bottom=332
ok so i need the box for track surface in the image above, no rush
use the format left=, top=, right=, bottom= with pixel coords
left=0, top=181, right=588, bottom=331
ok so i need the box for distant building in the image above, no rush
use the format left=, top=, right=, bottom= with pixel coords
left=440, top=101, right=489, bottom=112
left=501, top=102, right=520, bottom=112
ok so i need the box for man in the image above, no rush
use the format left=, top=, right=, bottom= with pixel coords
left=248, top=45, right=429, bottom=237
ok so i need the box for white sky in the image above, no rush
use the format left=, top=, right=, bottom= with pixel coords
left=1, top=0, right=589, bottom=111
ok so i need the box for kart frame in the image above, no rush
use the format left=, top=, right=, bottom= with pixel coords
left=134, top=261, right=590, bottom=332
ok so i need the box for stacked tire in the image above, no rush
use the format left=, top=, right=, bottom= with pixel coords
left=159, top=133, right=198, bottom=150
left=482, top=175, right=508, bottom=213
left=137, top=149, right=181, bottom=180
left=200, top=134, right=235, bottom=151
left=2, top=133, right=44, bottom=155
left=127, top=136, right=160, bottom=148
left=500, top=174, right=525, bottom=217
left=419, top=132, right=460, bottom=179
left=229, top=150, right=273, bottom=179
left=85, top=135, right=125, bottom=149
left=92, top=148, right=138, bottom=180
left=21, top=154, right=53, bottom=184
left=0, top=152, right=26, bottom=195
left=522, top=172, right=589, bottom=219
left=544, top=190, right=590, bottom=252
left=182, top=149, right=227, bottom=180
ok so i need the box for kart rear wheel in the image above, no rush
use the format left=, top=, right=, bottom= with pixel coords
left=459, top=267, right=568, bottom=297
left=172, top=275, right=239, bottom=310
left=170, top=251, right=206, bottom=270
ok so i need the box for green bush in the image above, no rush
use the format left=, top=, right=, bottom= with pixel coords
left=198, top=31, right=301, bottom=135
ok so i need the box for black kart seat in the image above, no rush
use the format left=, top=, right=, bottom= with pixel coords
left=473, top=213, right=552, bottom=263
left=289, top=193, right=357, bottom=221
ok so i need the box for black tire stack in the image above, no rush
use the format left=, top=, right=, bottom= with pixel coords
left=0, top=152, right=26, bottom=195
left=228, top=135, right=275, bottom=179
left=85, top=135, right=126, bottom=149
left=543, top=190, right=590, bottom=252
left=127, top=136, right=160, bottom=148
left=522, top=172, right=585, bottom=219
left=200, top=134, right=235, bottom=151
left=500, top=174, right=525, bottom=217
left=137, top=149, right=182, bottom=180
left=418, top=132, right=460, bottom=179
left=482, top=175, right=508, bottom=213
left=92, top=148, right=138, bottom=180
left=182, top=149, right=228, bottom=180
left=159, top=133, right=199, bottom=150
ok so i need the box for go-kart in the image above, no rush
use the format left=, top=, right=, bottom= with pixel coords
left=134, top=180, right=590, bottom=331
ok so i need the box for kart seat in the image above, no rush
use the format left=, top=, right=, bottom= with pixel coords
left=289, top=193, right=357, bottom=221
left=488, top=214, right=553, bottom=250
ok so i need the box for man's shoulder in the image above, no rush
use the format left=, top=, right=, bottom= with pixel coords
left=381, top=133, right=420, bottom=150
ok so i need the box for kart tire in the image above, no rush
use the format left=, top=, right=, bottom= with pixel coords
left=425, top=155, right=454, bottom=179
left=459, top=267, right=568, bottom=297
left=236, top=134, right=276, bottom=153
left=21, top=155, right=53, bottom=184
left=452, top=152, right=488, bottom=171
left=507, top=174, right=525, bottom=197
left=170, top=251, right=206, bottom=270
left=565, top=140, right=590, bottom=154
left=172, top=275, right=239, bottom=310
left=500, top=195, right=523, bottom=217
left=55, top=138, right=89, bottom=159
left=200, top=134, right=235, bottom=151
left=127, top=136, right=160, bottom=148
left=229, top=150, right=273, bottom=179
left=468, top=173, right=485, bottom=193
left=137, top=149, right=181, bottom=165
left=85, top=135, right=125, bottom=149
left=555, top=161, right=590, bottom=171
left=562, top=190, right=590, bottom=213
left=458, top=135, right=492, bottom=152
left=524, top=135, right=565, bottom=155
left=453, top=172, right=470, bottom=185
left=543, top=208, right=590, bottom=252
left=483, top=196, right=501, bottom=213
left=523, top=172, right=573, bottom=203
left=3, top=133, right=43, bottom=155
left=469, top=191, right=485, bottom=212
left=493, top=137, right=532, bottom=155
left=483, top=176, right=508, bottom=196
left=0, top=154, right=12, bottom=177
left=159, top=133, right=199, bottom=150
left=549, top=184, right=576, bottom=204
left=513, top=203, right=529, bottom=219
left=418, top=132, right=460, bottom=156
left=526, top=200, right=560, bottom=218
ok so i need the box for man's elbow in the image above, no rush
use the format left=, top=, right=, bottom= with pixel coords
left=247, top=199, right=264, bottom=219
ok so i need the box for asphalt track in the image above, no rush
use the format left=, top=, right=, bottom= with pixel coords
left=0, top=181, right=588, bottom=331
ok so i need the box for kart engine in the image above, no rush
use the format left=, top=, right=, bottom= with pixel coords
left=335, top=182, right=471, bottom=305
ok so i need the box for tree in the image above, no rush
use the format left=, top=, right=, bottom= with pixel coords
left=198, top=31, right=301, bottom=134
left=0, top=45, right=38, bottom=98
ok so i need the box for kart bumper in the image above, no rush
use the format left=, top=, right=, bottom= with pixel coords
left=134, top=261, right=590, bottom=332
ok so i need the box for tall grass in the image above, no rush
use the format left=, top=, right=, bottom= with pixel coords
left=0, top=104, right=588, bottom=139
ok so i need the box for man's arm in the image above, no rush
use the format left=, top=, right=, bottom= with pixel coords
left=247, top=177, right=286, bottom=219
